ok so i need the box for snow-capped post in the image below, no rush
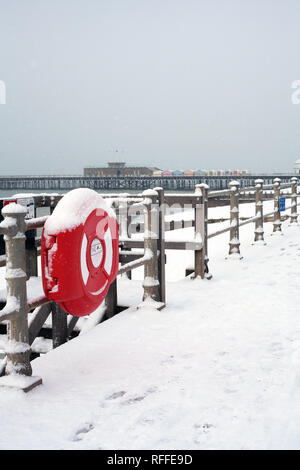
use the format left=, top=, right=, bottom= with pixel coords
left=193, top=184, right=205, bottom=278
left=198, top=183, right=212, bottom=279
left=126, top=200, right=132, bottom=280
left=118, top=194, right=130, bottom=279
left=0, top=203, right=42, bottom=392
left=142, top=189, right=160, bottom=303
left=290, top=177, right=298, bottom=225
left=273, top=178, right=282, bottom=233
left=228, top=180, right=241, bottom=258
left=154, top=187, right=166, bottom=303
left=254, top=179, right=265, bottom=244
left=118, top=194, right=130, bottom=240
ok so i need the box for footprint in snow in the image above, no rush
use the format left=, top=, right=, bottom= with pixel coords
left=217, top=351, right=228, bottom=357
left=194, top=423, right=215, bottom=434
left=224, top=387, right=238, bottom=394
left=270, top=342, right=284, bottom=354
left=121, top=387, right=157, bottom=406
left=122, top=395, right=146, bottom=405
left=71, top=423, right=94, bottom=442
left=161, top=355, right=175, bottom=365
left=106, top=390, right=127, bottom=400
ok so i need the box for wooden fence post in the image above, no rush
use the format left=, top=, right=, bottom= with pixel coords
left=193, top=184, right=205, bottom=278
left=199, top=183, right=212, bottom=279
left=25, top=232, right=38, bottom=279
left=253, top=178, right=265, bottom=244
left=290, top=177, right=298, bottom=225
left=142, top=189, right=160, bottom=303
left=52, top=302, right=68, bottom=348
left=22, top=198, right=37, bottom=279
left=272, top=178, right=282, bottom=234
left=227, top=180, right=242, bottom=258
left=154, top=187, right=166, bottom=304
left=0, top=203, right=41, bottom=391
left=118, top=195, right=129, bottom=239
left=104, top=278, right=118, bottom=319
left=118, top=196, right=131, bottom=279
left=49, top=199, right=69, bottom=349
left=104, top=279, right=118, bottom=319
left=126, top=206, right=132, bottom=280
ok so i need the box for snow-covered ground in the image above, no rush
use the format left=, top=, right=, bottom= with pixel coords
left=1, top=202, right=300, bottom=449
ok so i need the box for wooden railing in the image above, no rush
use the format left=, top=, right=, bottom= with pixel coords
left=0, top=177, right=298, bottom=391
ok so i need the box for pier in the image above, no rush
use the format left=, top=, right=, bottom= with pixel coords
left=0, top=174, right=295, bottom=191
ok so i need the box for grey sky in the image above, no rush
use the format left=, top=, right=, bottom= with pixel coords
left=0, top=0, right=300, bottom=175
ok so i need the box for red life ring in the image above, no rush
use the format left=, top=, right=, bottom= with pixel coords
left=41, top=189, right=119, bottom=316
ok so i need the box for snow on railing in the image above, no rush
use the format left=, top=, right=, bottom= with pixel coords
left=0, top=177, right=298, bottom=392
left=0, top=191, right=165, bottom=390
left=0, top=204, right=46, bottom=391
left=207, top=177, right=299, bottom=258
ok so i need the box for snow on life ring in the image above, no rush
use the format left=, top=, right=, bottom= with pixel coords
left=41, top=188, right=119, bottom=316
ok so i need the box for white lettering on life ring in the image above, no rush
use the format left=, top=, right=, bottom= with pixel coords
left=90, top=238, right=103, bottom=268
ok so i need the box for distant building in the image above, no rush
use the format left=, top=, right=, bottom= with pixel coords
left=195, top=170, right=206, bottom=176
left=184, top=170, right=195, bottom=176
left=84, top=162, right=250, bottom=178
left=84, top=162, right=159, bottom=177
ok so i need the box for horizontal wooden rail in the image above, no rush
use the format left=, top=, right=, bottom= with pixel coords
left=120, top=239, right=202, bottom=251
left=0, top=178, right=298, bottom=391
left=28, top=303, right=52, bottom=346
left=25, top=216, right=49, bottom=231
left=27, top=295, right=51, bottom=311
left=208, top=189, right=231, bottom=198
left=207, top=225, right=231, bottom=239
left=238, top=214, right=260, bottom=228
left=117, top=253, right=154, bottom=275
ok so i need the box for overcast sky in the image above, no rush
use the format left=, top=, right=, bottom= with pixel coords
left=0, top=0, right=300, bottom=175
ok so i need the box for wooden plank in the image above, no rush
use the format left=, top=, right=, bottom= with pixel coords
left=51, top=302, right=68, bottom=349
left=25, top=215, right=49, bottom=230
left=105, top=280, right=118, bottom=319
left=28, top=303, right=52, bottom=345
left=119, top=252, right=143, bottom=263
left=118, top=254, right=152, bottom=274
left=193, top=187, right=205, bottom=278
left=67, top=316, right=80, bottom=337
left=25, top=233, right=38, bottom=278
left=120, top=239, right=202, bottom=250
left=0, top=374, right=42, bottom=392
